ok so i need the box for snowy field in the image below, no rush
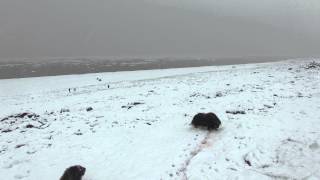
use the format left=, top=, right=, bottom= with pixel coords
left=0, top=59, right=320, bottom=180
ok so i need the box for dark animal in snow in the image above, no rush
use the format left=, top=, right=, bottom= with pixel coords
left=60, top=165, right=86, bottom=180
left=191, top=112, right=221, bottom=130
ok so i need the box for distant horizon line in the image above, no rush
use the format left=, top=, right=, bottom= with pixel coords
left=0, top=55, right=316, bottom=62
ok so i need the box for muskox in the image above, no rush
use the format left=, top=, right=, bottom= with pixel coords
left=191, top=112, right=221, bottom=130
left=60, top=165, right=86, bottom=180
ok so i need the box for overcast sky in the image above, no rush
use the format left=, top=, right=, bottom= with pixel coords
left=0, top=0, right=319, bottom=59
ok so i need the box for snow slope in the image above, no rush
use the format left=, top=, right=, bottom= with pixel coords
left=0, top=59, right=320, bottom=180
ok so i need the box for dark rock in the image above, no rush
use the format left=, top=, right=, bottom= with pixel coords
left=25, top=124, right=35, bottom=128
left=86, top=107, right=93, bottom=112
left=122, top=105, right=133, bottom=109
left=305, top=61, right=320, bottom=69
left=226, top=110, right=246, bottom=115
left=27, top=114, right=34, bottom=118
left=15, top=144, right=26, bottom=149
left=122, top=102, right=144, bottom=109
left=191, top=112, right=221, bottom=130
left=60, top=165, right=86, bottom=180
left=1, top=112, right=35, bottom=120
left=190, top=93, right=210, bottom=99
left=1, top=129, right=12, bottom=133
left=244, top=159, right=252, bottom=166
left=60, top=108, right=70, bottom=113
left=132, top=102, right=144, bottom=106
left=215, top=92, right=223, bottom=97
left=74, top=130, right=83, bottom=136
left=0, top=117, right=8, bottom=122
left=17, top=112, right=29, bottom=118
left=263, top=104, right=273, bottom=109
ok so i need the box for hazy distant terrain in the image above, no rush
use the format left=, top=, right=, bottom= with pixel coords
left=0, top=57, right=288, bottom=79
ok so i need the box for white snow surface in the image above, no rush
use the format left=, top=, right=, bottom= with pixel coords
left=0, top=59, right=320, bottom=180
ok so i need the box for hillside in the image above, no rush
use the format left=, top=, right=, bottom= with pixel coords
left=0, top=59, right=319, bottom=179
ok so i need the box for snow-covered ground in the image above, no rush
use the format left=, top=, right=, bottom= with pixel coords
left=0, top=59, right=320, bottom=180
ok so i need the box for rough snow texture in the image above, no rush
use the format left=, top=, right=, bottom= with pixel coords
left=0, top=59, right=320, bottom=180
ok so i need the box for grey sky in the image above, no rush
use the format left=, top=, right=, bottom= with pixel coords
left=0, top=0, right=319, bottom=59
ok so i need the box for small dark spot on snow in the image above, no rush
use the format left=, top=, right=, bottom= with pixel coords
left=309, top=142, right=319, bottom=150
left=261, top=164, right=270, bottom=168
left=226, top=110, right=246, bottom=115
left=74, top=130, right=83, bottom=135
left=60, top=108, right=70, bottom=113
left=15, top=144, right=26, bottom=149
left=244, top=159, right=252, bottom=166
left=1, top=129, right=12, bottom=133
left=27, top=151, right=36, bottom=155
left=263, top=104, right=273, bottom=109
left=215, top=92, right=223, bottom=97
left=86, top=107, right=93, bottom=111
left=25, top=124, right=34, bottom=128
left=132, top=102, right=144, bottom=106
left=228, top=167, right=237, bottom=171
left=18, top=112, right=29, bottom=118
left=297, top=92, right=304, bottom=97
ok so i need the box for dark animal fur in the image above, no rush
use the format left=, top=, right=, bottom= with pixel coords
left=191, top=112, right=221, bottom=130
left=60, top=165, right=86, bottom=180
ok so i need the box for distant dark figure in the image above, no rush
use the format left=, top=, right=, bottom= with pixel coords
left=108, top=85, right=110, bottom=88
left=191, top=112, right=221, bottom=130
left=68, top=88, right=71, bottom=93
left=60, top=165, right=86, bottom=180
